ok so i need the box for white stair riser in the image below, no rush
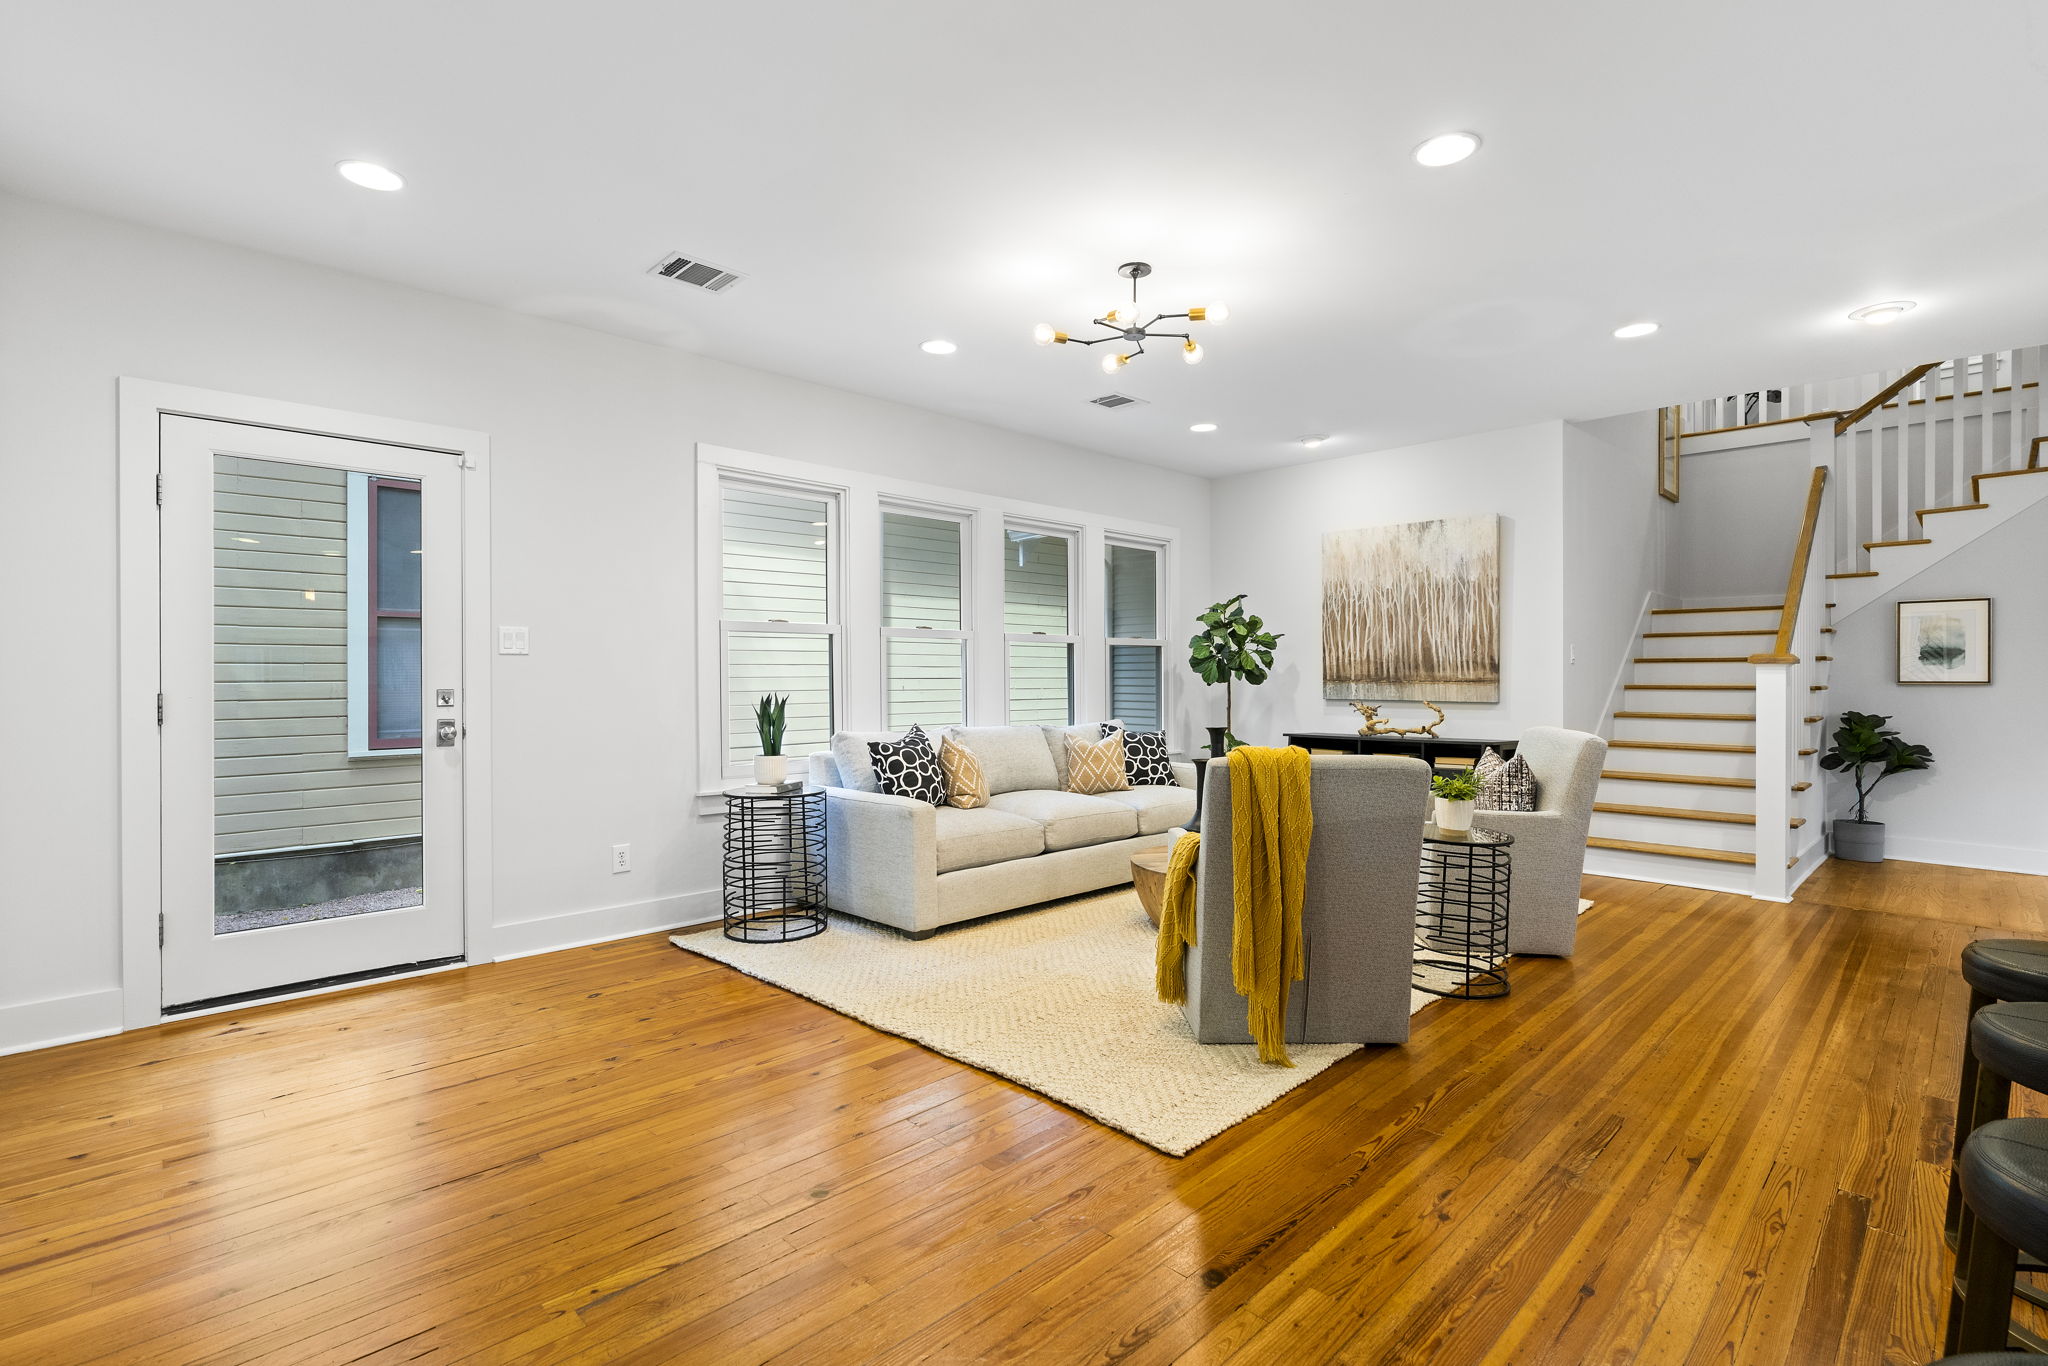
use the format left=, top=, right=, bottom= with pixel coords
left=1621, top=687, right=1758, bottom=712
left=1835, top=469, right=2048, bottom=621
left=1605, top=745, right=1757, bottom=779
left=1612, top=716, right=1758, bottom=745
left=1596, top=778, right=1756, bottom=813
left=1649, top=609, right=1783, bottom=632
left=1589, top=812, right=1757, bottom=853
left=1628, top=660, right=1756, bottom=687
left=1639, top=633, right=1776, bottom=658
left=1583, top=847, right=1757, bottom=896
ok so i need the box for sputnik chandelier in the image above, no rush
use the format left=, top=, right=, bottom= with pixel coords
left=1033, top=262, right=1229, bottom=375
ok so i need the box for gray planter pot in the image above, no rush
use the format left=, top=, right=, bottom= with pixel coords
left=1833, top=818, right=1886, bottom=863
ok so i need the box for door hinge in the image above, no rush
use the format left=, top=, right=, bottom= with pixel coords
left=155, top=471, right=163, bottom=506
left=158, top=912, right=165, bottom=948
left=156, top=693, right=164, bottom=726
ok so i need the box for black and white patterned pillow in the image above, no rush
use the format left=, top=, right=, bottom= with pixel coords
left=1100, top=722, right=1176, bottom=786
left=869, top=724, right=945, bottom=806
left=1476, top=753, right=1538, bottom=811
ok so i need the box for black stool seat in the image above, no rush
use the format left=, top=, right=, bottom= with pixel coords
left=1959, top=1118, right=2048, bottom=1263
left=1961, top=940, right=2048, bottom=1001
left=1972, top=1002, right=2048, bottom=1094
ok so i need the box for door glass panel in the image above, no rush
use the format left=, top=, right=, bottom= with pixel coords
left=213, top=457, right=424, bottom=935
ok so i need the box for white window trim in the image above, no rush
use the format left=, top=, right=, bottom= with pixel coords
left=708, top=471, right=845, bottom=783
left=344, top=472, right=422, bottom=759
left=693, top=444, right=1180, bottom=799
left=879, top=501, right=973, bottom=732
left=1105, top=535, right=1169, bottom=731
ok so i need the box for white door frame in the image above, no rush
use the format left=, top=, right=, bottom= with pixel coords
left=116, top=379, right=494, bottom=1031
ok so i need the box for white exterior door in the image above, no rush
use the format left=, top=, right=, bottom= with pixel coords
left=158, top=417, right=466, bottom=1008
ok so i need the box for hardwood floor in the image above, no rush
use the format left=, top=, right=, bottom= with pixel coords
left=3, top=863, right=2044, bottom=1364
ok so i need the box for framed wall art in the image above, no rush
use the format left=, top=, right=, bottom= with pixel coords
left=1896, top=597, right=1991, bottom=684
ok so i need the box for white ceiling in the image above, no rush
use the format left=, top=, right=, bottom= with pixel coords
left=4, top=1, right=2046, bottom=477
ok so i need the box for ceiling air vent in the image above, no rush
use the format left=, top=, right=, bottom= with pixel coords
left=1088, top=393, right=1146, bottom=409
left=648, top=252, right=745, bottom=294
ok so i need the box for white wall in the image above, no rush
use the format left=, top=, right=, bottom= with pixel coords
left=1673, top=429, right=1812, bottom=601
left=0, top=189, right=1212, bottom=1051
left=1825, top=500, right=2047, bottom=874
left=1206, top=423, right=1568, bottom=746
left=1561, top=410, right=1674, bottom=733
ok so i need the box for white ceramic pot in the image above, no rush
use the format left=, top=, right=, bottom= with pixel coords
left=1434, top=796, right=1476, bottom=833
left=753, top=754, right=789, bottom=787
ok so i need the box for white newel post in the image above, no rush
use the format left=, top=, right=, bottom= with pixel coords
left=1751, top=662, right=1794, bottom=901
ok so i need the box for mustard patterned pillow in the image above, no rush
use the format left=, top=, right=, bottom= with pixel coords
left=938, top=734, right=988, bottom=809
left=1065, top=731, right=1130, bottom=795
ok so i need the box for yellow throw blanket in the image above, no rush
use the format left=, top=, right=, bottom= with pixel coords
left=1153, top=745, right=1314, bottom=1066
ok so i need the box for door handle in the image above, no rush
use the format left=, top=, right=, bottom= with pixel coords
left=437, top=718, right=460, bottom=747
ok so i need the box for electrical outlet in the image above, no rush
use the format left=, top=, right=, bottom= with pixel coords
left=611, top=843, right=631, bottom=874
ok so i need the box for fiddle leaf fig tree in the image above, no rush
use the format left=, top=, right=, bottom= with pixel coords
left=1817, top=709, right=1933, bottom=823
left=1189, top=594, right=1281, bottom=749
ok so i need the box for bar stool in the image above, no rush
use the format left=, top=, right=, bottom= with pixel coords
left=1948, top=940, right=2048, bottom=1249
left=1948, top=1116, right=2048, bottom=1353
left=1945, top=1000, right=2048, bottom=1355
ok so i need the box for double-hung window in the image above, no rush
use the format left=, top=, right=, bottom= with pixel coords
left=1105, top=540, right=1164, bottom=731
left=1002, top=525, right=1076, bottom=724
left=880, top=508, right=969, bottom=729
left=719, top=481, right=837, bottom=775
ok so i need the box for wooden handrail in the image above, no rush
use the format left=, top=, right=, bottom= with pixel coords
left=1835, top=363, right=1939, bottom=435
left=1749, top=466, right=1828, bottom=664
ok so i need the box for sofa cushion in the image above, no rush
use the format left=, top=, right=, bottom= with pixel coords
left=1065, top=731, right=1130, bottom=794
left=1102, top=723, right=1176, bottom=786
left=938, top=734, right=988, bottom=809
left=829, top=730, right=905, bottom=794
left=985, top=790, right=1139, bottom=851
left=948, top=726, right=1059, bottom=795
left=1042, top=722, right=1118, bottom=789
left=869, top=724, right=945, bottom=806
left=934, top=806, right=1044, bottom=874
left=1094, top=784, right=1198, bottom=835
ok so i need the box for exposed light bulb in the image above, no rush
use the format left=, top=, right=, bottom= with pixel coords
left=336, top=160, right=405, bottom=191
left=1189, top=303, right=1229, bottom=325
left=1182, top=339, right=1204, bottom=365
left=1032, top=322, right=1056, bottom=346
left=1100, top=351, right=1128, bottom=375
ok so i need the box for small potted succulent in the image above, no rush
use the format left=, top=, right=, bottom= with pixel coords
left=1431, top=769, right=1482, bottom=834
left=1818, top=710, right=1933, bottom=862
left=752, top=693, right=790, bottom=788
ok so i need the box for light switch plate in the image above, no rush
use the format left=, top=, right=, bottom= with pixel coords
left=498, top=626, right=530, bottom=655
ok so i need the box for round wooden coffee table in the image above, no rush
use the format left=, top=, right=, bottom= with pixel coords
left=1130, top=846, right=1172, bottom=927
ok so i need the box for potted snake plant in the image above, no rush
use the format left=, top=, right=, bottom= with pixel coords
left=1431, top=770, right=1482, bottom=834
left=752, top=693, right=790, bottom=788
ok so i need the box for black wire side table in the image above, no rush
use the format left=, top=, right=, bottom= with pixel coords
left=1413, top=824, right=1512, bottom=999
left=721, top=785, right=827, bottom=943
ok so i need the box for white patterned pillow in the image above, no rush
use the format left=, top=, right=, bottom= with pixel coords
left=868, top=724, right=945, bottom=806
left=1476, top=753, right=1538, bottom=812
left=1100, top=722, right=1176, bottom=786
left=1474, top=747, right=1508, bottom=785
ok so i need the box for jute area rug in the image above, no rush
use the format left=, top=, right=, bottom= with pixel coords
left=671, top=888, right=1436, bottom=1157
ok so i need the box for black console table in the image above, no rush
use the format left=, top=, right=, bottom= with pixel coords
left=1282, top=732, right=1518, bottom=769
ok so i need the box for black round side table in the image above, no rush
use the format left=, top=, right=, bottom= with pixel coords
left=1413, top=824, right=1512, bottom=999
left=721, top=785, right=827, bottom=943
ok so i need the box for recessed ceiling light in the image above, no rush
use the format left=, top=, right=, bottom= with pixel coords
left=920, top=339, right=958, bottom=355
left=336, top=160, right=404, bottom=192
left=1848, top=300, right=1916, bottom=326
left=1299, top=434, right=1329, bottom=449
left=1613, top=321, right=1659, bottom=339
left=1189, top=422, right=1217, bottom=433
left=1413, top=132, right=1481, bottom=167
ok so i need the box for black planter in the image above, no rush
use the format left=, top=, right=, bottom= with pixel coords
left=1206, top=726, right=1229, bottom=759
left=1833, top=818, right=1885, bottom=862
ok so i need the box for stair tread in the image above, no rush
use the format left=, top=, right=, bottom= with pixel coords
left=1917, top=503, right=1988, bottom=517
left=1642, top=629, right=1777, bottom=638
left=1792, top=781, right=1812, bottom=792
left=1827, top=571, right=1879, bottom=579
left=1613, top=711, right=1756, bottom=721
left=1587, top=836, right=1756, bottom=865
left=1602, top=769, right=1755, bottom=789
left=1803, top=716, right=1821, bottom=723
left=1649, top=604, right=1783, bottom=614
left=1633, top=655, right=1753, bottom=664
left=1624, top=683, right=1755, bottom=691
left=1596, top=802, right=1756, bottom=825
left=1810, top=685, right=1828, bottom=691
left=1609, top=740, right=1755, bottom=753
left=1864, top=538, right=1932, bottom=550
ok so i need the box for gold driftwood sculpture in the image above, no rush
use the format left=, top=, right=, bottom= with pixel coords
left=1351, top=701, right=1446, bottom=738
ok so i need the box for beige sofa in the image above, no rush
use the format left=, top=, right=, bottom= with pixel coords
left=807, top=723, right=1196, bottom=937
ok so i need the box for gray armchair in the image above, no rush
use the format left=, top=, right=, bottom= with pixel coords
left=1176, top=755, right=1429, bottom=1046
left=1467, top=726, right=1607, bottom=956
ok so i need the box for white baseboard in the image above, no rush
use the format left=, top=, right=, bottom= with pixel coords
left=0, top=988, right=124, bottom=1057
left=490, top=890, right=722, bottom=961
left=1878, top=838, right=2048, bottom=877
